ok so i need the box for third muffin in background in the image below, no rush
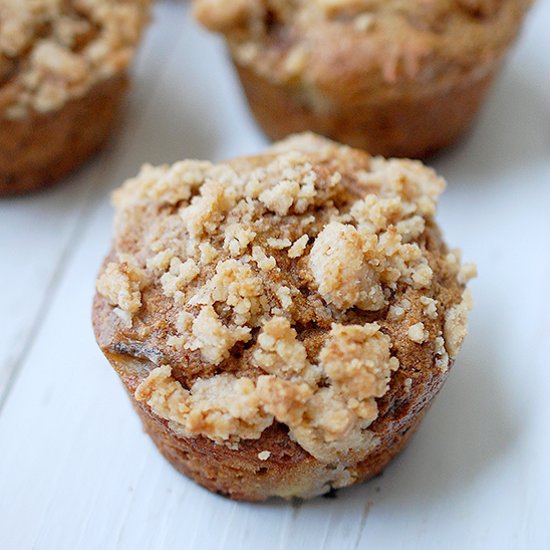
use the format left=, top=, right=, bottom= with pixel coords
left=194, top=0, right=532, bottom=158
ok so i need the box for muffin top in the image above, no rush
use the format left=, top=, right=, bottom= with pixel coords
left=94, top=133, right=475, bottom=463
left=0, top=0, right=150, bottom=119
left=194, top=0, right=531, bottom=96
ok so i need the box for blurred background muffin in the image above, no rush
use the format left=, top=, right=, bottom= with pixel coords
left=194, top=0, right=533, bottom=158
left=0, top=0, right=151, bottom=196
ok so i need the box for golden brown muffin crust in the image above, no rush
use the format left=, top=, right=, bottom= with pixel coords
left=94, top=133, right=475, bottom=482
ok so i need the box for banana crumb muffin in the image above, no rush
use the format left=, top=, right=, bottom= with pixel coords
left=93, top=133, right=475, bottom=500
left=194, top=0, right=532, bottom=158
left=0, top=0, right=151, bottom=195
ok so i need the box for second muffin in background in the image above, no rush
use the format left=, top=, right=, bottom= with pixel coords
left=194, top=0, right=532, bottom=158
left=0, top=0, right=151, bottom=196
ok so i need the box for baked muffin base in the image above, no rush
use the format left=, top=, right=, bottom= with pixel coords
left=100, top=341, right=450, bottom=501
left=0, top=75, right=128, bottom=196
left=235, top=63, right=498, bottom=159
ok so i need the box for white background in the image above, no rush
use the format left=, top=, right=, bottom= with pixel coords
left=0, top=2, right=549, bottom=549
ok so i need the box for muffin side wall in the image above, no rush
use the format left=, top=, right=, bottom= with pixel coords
left=0, top=75, right=128, bottom=196
left=236, top=62, right=499, bottom=158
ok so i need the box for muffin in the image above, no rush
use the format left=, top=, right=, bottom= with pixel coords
left=0, top=0, right=151, bottom=196
left=93, top=133, right=475, bottom=500
left=193, top=0, right=532, bottom=158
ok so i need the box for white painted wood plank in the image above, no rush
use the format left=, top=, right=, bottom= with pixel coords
left=0, top=1, right=185, bottom=405
left=0, top=131, right=101, bottom=401
left=0, top=2, right=549, bottom=549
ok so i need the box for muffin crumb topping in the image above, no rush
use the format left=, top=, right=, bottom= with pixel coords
left=0, top=0, right=150, bottom=118
left=194, top=0, right=532, bottom=90
left=96, top=256, right=145, bottom=326
left=444, top=289, right=474, bottom=358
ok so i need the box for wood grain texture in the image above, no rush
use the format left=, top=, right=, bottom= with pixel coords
left=0, top=2, right=549, bottom=549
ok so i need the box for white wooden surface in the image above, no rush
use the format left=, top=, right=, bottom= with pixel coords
left=0, top=2, right=549, bottom=549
